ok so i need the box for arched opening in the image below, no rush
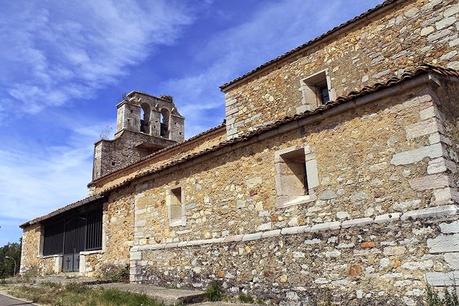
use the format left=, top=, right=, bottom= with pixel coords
left=140, top=104, right=150, bottom=133
left=160, top=109, right=170, bottom=138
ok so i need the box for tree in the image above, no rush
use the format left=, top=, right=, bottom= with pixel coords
left=0, top=241, right=21, bottom=278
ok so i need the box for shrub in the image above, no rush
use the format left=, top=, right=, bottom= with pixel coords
left=21, top=265, right=40, bottom=283
left=98, top=264, right=130, bottom=283
left=206, top=281, right=223, bottom=301
left=426, top=285, right=459, bottom=306
left=239, top=293, right=255, bottom=303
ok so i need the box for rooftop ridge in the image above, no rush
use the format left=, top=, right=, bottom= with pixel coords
left=219, top=0, right=404, bottom=91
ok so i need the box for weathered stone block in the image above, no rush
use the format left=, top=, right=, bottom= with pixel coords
left=304, top=238, right=321, bottom=245
left=444, top=253, right=459, bottom=270
left=257, top=222, right=272, bottom=231
left=427, top=158, right=448, bottom=174
left=390, top=143, right=443, bottom=165
left=261, top=229, right=281, bottom=239
left=435, top=16, right=456, bottom=30
left=426, top=271, right=459, bottom=286
left=444, top=4, right=459, bottom=17
left=421, top=26, right=435, bottom=36
left=401, top=260, right=433, bottom=270
left=383, top=246, right=406, bottom=256
left=401, top=205, right=458, bottom=221
left=405, top=118, right=441, bottom=139
left=336, top=211, right=350, bottom=220
left=310, top=221, right=340, bottom=232
left=392, top=199, right=421, bottom=212
left=242, top=233, right=262, bottom=241
left=305, top=158, right=319, bottom=189
left=223, top=234, right=243, bottom=243
left=342, top=218, right=373, bottom=229
left=409, top=174, right=449, bottom=191
left=130, top=251, right=142, bottom=261
left=319, top=190, right=337, bottom=200
left=427, top=234, right=459, bottom=253
left=433, top=188, right=455, bottom=205
left=360, top=241, right=375, bottom=249
left=374, top=213, right=401, bottom=224
left=440, top=221, right=459, bottom=234
left=281, top=226, right=299, bottom=235
left=351, top=191, right=368, bottom=202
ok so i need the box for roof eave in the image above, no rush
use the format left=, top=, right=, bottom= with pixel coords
left=219, top=0, right=403, bottom=92
left=20, top=194, right=106, bottom=229
left=87, top=123, right=226, bottom=188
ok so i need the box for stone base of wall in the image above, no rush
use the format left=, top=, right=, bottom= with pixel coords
left=130, top=206, right=459, bottom=305
left=80, top=251, right=104, bottom=277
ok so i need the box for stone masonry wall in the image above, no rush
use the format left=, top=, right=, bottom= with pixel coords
left=102, top=187, right=135, bottom=266
left=93, top=130, right=176, bottom=180
left=83, top=187, right=135, bottom=276
left=133, top=216, right=458, bottom=305
left=132, top=84, right=449, bottom=246
left=224, top=0, right=459, bottom=138
left=20, top=224, right=57, bottom=275
left=128, top=78, right=459, bottom=303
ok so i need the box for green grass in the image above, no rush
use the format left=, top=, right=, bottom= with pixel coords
left=7, top=283, right=164, bottom=306
left=205, top=281, right=223, bottom=302
left=426, top=285, right=459, bottom=306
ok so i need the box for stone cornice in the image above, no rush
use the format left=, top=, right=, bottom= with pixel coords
left=131, top=205, right=458, bottom=253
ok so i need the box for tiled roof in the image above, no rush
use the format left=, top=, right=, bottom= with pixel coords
left=220, top=0, right=403, bottom=91
left=20, top=194, right=106, bottom=228
left=88, top=122, right=226, bottom=187
left=98, top=64, right=459, bottom=195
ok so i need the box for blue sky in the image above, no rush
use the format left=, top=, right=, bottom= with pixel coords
left=0, top=0, right=382, bottom=245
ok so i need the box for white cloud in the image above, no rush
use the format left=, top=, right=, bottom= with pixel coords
left=0, top=0, right=193, bottom=117
left=0, top=119, right=112, bottom=222
left=0, top=119, right=109, bottom=245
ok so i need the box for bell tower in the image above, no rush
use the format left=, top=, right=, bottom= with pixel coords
left=93, top=92, right=185, bottom=180
left=116, top=93, right=184, bottom=142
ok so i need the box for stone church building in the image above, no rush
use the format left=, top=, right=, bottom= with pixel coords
left=20, top=0, right=459, bottom=304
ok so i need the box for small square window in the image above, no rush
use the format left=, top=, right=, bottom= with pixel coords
left=275, top=145, right=319, bottom=208
left=279, top=148, right=308, bottom=196
left=167, top=187, right=185, bottom=226
left=301, top=70, right=333, bottom=110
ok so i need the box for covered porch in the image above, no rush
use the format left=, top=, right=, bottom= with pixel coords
left=20, top=194, right=106, bottom=275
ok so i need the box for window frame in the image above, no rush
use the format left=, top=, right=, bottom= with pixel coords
left=167, top=186, right=186, bottom=227
left=298, top=70, right=335, bottom=113
left=274, top=144, right=319, bottom=208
